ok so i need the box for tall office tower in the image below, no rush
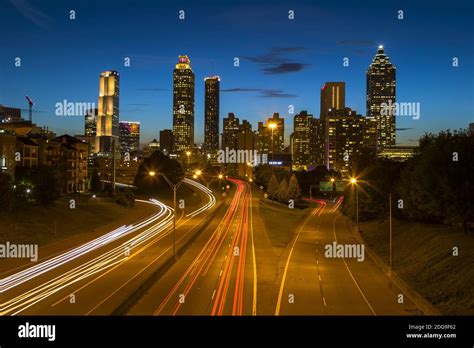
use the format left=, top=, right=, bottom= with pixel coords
left=325, top=108, right=376, bottom=175
left=204, top=76, right=220, bottom=153
left=222, top=112, right=240, bottom=150
left=292, top=110, right=316, bottom=169
left=237, top=120, right=255, bottom=176
left=320, top=82, right=346, bottom=120
left=96, top=70, right=120, bottom=155
left=256, top=121, right=270, bottom=155
left=159, top=129, right=175, bottom=155
left=85, top=108, right=98, bottom=137
left=266, top=112, right=285, bottom=154
left=366, top=45, right=396, bottom=150
left=173, top=55, right=195, bottom=153
left=238, top=120, right=254, bottom=149
left=119, top=121, right=140, bottom=154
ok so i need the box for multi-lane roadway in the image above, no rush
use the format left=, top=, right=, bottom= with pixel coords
left=2, top=177, right=423, bottom=316
left=0, top=179, right=215, bottom=315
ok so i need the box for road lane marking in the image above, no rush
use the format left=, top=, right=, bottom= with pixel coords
left=319, top=275, right=322, bottom=282
left=212, top=289, right=216, bottom=300
left=323, top=297, right=327, bottom=306
left=249, top=186, right=258, bottom=316
left=275, top=203, right=323, bottom=315
left=332, top=215, right=376, bottom=316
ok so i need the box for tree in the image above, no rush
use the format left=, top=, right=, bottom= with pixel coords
left=267, top=174, right=279, bottom=199
left=31, top=166, right=62, bottom=206
left=398, top=130, right=474, bottom=228
left=286, top=174, right=302, bottom=201
left=0, top=173, right=14, bottom=214
left=277, top=178, right=289, bottom=202
left=134, top=151, right=184, bottom=194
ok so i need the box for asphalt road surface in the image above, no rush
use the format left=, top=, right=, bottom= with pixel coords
left=0, top=179, right=215, bottom=315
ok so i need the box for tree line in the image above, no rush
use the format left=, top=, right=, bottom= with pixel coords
left=341, top=129, right=474, bottom=233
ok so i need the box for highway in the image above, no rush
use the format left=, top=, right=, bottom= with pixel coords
left=0, top=179, right=215, bottom=315
left=2, top=179, right=425, bottom=316
left=131, top=185, right=423, bottom=316
left=274, top=198, right=421, bottom=315
left=130, top=178, right=258, bottom=315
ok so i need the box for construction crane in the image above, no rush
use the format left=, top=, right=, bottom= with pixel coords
left=25, top=95, right=34, bottom=122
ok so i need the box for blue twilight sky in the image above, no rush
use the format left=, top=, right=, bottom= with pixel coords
left=0, top=0, right=473, bottom=146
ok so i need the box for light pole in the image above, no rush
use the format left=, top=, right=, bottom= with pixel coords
left=268, top=123, right=277, bottom=167
left=186, top=151, right=191, bottom=169
left=149, top=171, right=183, bottom=259
left=350, top=177, right=393, bottom=272
left=350, top=177, right=358, bottom=227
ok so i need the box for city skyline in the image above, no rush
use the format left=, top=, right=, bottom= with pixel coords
left=0, top=0, right=473, bottom=147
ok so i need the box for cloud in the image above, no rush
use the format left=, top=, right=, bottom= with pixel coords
left=243, top=47, right=310, bottom=75
left=9, top=0, right=52, bottom=29
left=259, top=89, right=297, bottom=98
left=397, top=127, right=415, bottom=131
left=263, top=63, right=309, bottom=74
left=269, top=46, right=306, bottom=53
left=221, top=87, right=297, bottom=98
left=221, top=88, right=263, bottom=92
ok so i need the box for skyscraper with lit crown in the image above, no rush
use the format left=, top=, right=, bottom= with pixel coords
left=173, top=55, right=195, bottom=153
left=96, top=70, right=120, bottom=156
left=366, top=45, right=396, bottom=150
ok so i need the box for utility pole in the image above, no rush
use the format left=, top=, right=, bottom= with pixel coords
left=356, top=184, right=359, bottom=227
left=389, top=193, right=393, bottom=273
left=112, top=137, right=116, bottom=195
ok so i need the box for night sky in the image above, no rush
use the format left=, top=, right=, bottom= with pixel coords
left=0, top=0, right=473, bottom=146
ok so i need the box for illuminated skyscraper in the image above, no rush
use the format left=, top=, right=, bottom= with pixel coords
left=366, top=45, right=396, bottom=149
left=159, top=129, right=174, bottom=155
left=325, top=108, right=377, bottom=175
left=119, top=121, right=140, bottom=154
left=320, top=82, right=345, bottom=120
left=292, top=110, right=323, bottom=169
left=96, top=70, right=120, bottom=155
left=222, top=112, right=240, bottom=151
left=85, top=108, right=98, bottom=137
left=204, top=76, right=220, bottom=153
left=173, top=55, right=195, bottom=153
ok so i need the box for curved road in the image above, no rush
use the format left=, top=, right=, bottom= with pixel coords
left=0, top=179, right=215, bottom=315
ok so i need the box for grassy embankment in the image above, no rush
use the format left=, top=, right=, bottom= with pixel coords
left=258, top=199, right=309, bottom=248
left=359, top=219, right=474, bottom=314
left=0, top=198, right=149, bottom=245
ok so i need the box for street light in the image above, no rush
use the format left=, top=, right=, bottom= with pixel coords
left=268, top=122, right=277, bottom=167
left=149, top=171, right=183, bottom=259
left=350, top=177, right=393, bottom=273
left=186, top=151, right=191, bottom=168
left=350, top=178, right=358, bottom=229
